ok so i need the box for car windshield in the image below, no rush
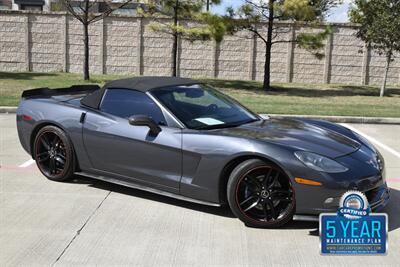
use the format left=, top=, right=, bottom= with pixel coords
left=151, top=84, right=259, bottom=130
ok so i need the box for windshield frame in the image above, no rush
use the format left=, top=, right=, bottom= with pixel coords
left=149, top=84, right=261, bottom=130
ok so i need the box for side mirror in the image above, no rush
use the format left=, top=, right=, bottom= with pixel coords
left=128, top=115, right=162, bottom=136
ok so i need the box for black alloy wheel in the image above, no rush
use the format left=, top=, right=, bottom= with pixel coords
left=34, top=126, right=75, bottom=181
left=228, top=159, right=295, bottom=228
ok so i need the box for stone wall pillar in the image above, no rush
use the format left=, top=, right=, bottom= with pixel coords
left=137, top=17, right=144, bottom=76
left=248, top=32, right=257, bottom=80
left=99, top=19, right=105, bottom=74
left=286, top=25, right=296, bottom=83
left=62, top=14, right=68, bottom=72
left=24, top=14, right=30, bottom=71
left=213, top=41, right=220, bottom=78
left=323, top=32, right=333, bottom=84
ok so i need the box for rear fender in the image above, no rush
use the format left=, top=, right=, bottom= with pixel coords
left=16, top=99, right=92, bottom=171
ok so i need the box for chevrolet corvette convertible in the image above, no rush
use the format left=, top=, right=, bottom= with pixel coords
left=17, top=77, right=390, bottom=228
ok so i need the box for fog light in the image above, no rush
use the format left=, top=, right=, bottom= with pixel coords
left=324, top=197, right=334, bottom=204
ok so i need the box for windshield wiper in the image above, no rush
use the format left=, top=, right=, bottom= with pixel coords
left=195, top=123, right=238, bottom=130
left=195, top=118, right=259, bottom=130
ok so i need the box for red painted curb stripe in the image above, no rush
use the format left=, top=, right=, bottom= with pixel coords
left=0, top=165, right=37, bottom=171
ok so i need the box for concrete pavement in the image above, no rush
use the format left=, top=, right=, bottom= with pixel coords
left=1, top=114, right=399, bottom=266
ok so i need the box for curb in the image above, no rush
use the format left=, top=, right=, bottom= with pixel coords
left=1, top=107, right=399, bottom=124
left=0, top=107, right=16, bottom=113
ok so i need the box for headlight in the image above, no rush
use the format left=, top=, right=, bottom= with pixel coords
left=294, top=151, right=349, bottom=173
left=376, top=150, right=384, bottom=173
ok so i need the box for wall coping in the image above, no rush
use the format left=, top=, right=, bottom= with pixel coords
left=0, top=9, right=360, bottom=28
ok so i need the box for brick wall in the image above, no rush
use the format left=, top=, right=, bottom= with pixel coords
left=0, top=10, right=399, bottom=86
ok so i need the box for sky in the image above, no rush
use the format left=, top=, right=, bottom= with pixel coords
left=212, top=0, right=352, bottom=23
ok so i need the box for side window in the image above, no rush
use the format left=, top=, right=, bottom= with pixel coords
left=100, top=89, right=166, bottom=125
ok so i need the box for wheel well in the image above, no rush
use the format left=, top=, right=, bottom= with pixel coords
left=219, top=155, right=278, bottom=204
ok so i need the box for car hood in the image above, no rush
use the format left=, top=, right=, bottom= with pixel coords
left=214, top=118, right=360, bottom=158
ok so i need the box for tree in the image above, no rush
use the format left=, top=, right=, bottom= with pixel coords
left=349, top=0, right=400, bottom=97
left=143, top=0, right=226, bottom=77
left=62, top=0, right=132, bottom=80
left=226, top=0, right=341, bottom=91
left=205, top=0, right=221, bottom=11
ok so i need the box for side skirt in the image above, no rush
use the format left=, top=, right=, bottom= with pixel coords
left=74, top=171, right=222, bottom=207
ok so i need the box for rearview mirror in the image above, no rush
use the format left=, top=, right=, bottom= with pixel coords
left=185, top=88, right=204, bottom=98
left=128, top=115, right=161, bottom=136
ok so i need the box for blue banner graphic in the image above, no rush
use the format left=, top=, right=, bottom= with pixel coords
left=320, top=214, right=387, bottom=254
left=320, top=191, right=388, bottom=255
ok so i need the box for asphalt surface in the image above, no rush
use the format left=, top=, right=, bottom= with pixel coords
left=1, top=114, right=399, bottom=266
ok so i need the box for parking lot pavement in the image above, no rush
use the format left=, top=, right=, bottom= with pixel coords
left=0, top=113, right=399, bottom=266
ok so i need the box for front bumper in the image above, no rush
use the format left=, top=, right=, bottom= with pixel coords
left=291, top=144, right=389, bottom=215
left=322, top=183, right=390, bottom=211
left=293, top=183, right=390, bottom=221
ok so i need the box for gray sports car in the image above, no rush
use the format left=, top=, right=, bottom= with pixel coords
left=17, top=77, right=389, bottom=228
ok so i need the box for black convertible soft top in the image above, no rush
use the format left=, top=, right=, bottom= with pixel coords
left=81, top=76, right=201, bottom=109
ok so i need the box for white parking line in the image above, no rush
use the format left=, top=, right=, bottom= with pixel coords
left=18, top=159, right=35, bottom=168
left=343, top=124, right=400, bottom=159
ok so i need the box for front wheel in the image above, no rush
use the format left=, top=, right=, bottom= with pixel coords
left=33, top=125, right=75, bottom=182
left=227, top=159, right=295, bottom=228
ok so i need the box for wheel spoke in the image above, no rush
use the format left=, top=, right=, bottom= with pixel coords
left=51, top=135, right=59, bottom=147
left=268, top=171, right=280, bottom=189
left=40, top=136, right=51, bottom=150
left=262, top=202, right=269, bottom=220
left=49, top=158, right=56, bottom=174
left=243, top=176, right=261, bottom=191
left=240, top=194, right=258, bottom=206
left=262, top=168, right=273, bottom=188
left=37, top=151, right=48, bottom=158
left=54, top=156, right=65, bottom=166
left=38, top=155, right=50, bottom=163
left=243, top=199, right=259, bottom=212
left=266, top=199, right=277, bottom=219
left=56, top=166, right=64, bottom=172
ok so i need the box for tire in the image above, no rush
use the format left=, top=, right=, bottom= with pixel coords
left=33, top=125, right=75, bottom=182
left=227, top=159, right=295, bottom=228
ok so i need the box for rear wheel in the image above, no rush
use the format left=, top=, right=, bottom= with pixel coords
left=33, top=126, right=75, bottom=182
left=227, top=159, right=295, bottom=228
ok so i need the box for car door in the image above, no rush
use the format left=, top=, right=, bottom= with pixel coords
left=82, top=89, right=182, bottom=193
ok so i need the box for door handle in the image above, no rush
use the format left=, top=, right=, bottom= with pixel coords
left=80, top=112, right=87, bottom=123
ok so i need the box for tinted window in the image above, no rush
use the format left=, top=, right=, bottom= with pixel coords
left=100, top=89, right=166, bottom=125
left=151, top=84, right=258, bottom=129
